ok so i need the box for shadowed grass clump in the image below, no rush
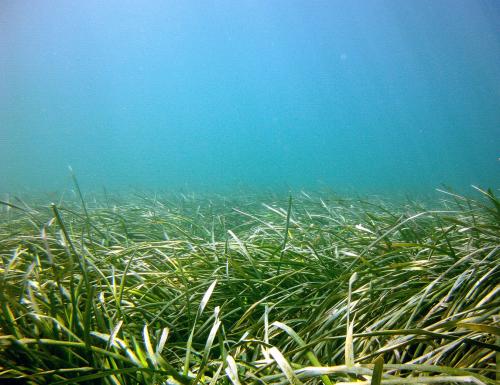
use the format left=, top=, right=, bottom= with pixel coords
left=0, top=188, right=498, bottom=384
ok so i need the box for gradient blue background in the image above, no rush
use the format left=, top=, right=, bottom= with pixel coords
left=1, top=1, right=499, bottom=194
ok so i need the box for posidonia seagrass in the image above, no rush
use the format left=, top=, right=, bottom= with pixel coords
left=0, top=188, right=498, bottom=384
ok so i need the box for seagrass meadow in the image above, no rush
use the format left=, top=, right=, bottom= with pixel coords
left=0, top=187, right=499, bottom=384
left=3, top=2, right=500, bottom=384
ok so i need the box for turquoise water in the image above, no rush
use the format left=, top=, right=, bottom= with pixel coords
left=1, top=1, right=499, bottom=194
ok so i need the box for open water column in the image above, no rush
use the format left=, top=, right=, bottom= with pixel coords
left=0, top=1, right=499, bottom=192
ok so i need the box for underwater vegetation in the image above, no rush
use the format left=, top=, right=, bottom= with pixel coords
left=0, top=188, right=498, bottom=384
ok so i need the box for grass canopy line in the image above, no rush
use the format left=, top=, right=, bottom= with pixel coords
left=0, top=187, right=498, bottom=384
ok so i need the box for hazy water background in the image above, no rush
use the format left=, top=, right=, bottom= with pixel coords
left=1, top=1, right=499, bottom=196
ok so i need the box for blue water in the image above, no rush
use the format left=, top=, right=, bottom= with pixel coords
left=1, top=1, right=499, bottom=194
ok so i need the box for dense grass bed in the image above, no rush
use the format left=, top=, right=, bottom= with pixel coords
left=0, top=187, right=498, bottom=384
